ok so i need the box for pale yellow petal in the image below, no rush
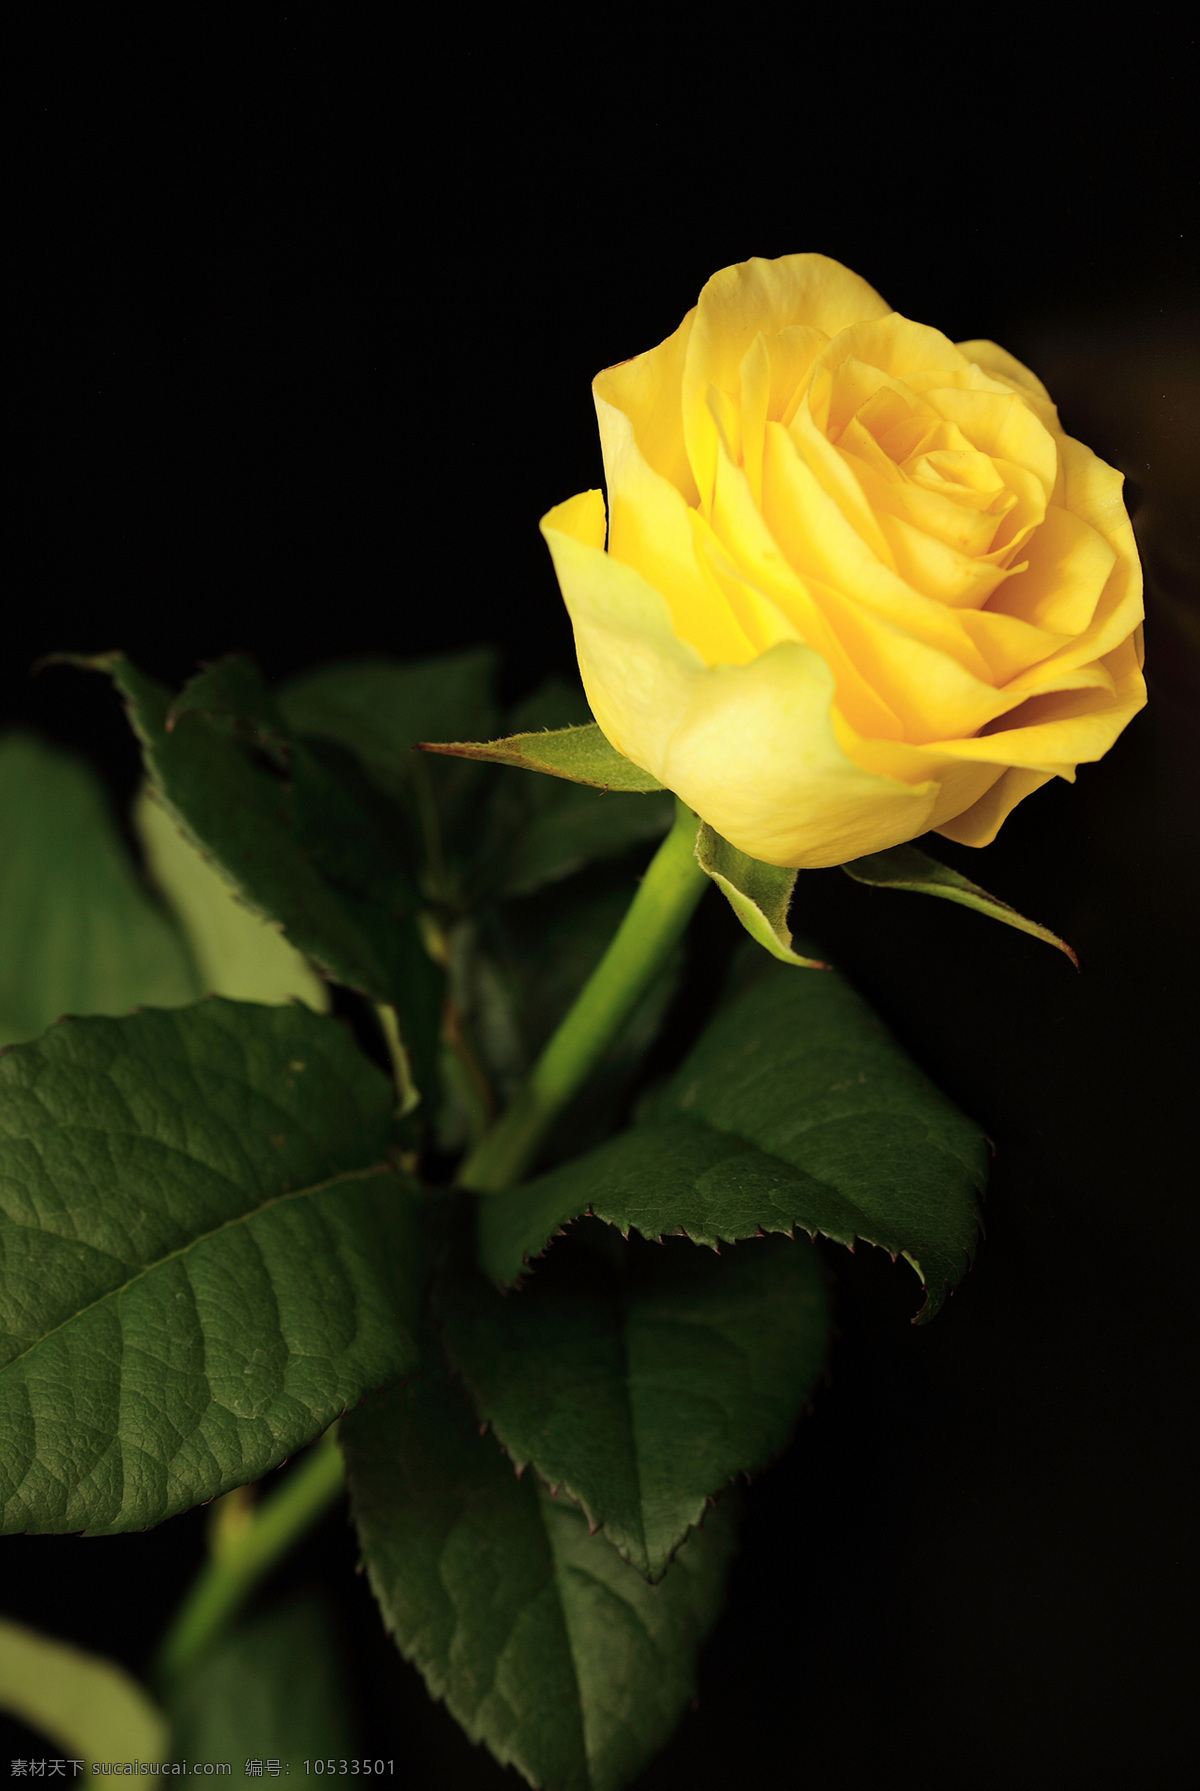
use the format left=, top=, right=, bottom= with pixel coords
left=660, top=642, right=938, bottom=869
left=540, top=493, right=705, bottom=782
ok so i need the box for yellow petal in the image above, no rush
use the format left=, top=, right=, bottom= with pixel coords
left=956, top=339, right=1062, bottom=435
left=737, top=324, right=827, bottom=506
left=683, top=253, right=891, bottom=515
left=935, top=766, right=1059, bottom=847
left=596, top=394, right=756, bottom=665
left=660, top=641, right=938, bottom=869
left=594, top=305, right=700, bottom=506
left=987, top=502, right=1115, bottom=634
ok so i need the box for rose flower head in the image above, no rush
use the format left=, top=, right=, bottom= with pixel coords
left=540, top=254, right=1145, bottom=869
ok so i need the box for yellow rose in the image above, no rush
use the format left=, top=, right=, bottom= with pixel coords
left=540, top=254, right=1145, bottom=869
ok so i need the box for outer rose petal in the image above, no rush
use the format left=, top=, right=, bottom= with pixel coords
left=540, top=491, right=705, bottom=781
left=543, top=493, right=938, bottom=869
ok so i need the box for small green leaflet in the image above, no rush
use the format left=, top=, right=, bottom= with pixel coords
left=341, top=1340, right=736, bottom=1791
left=841, top=843, right=1078, bottom=965
left=479, top=955, right=986, bottom=1319
left=435, top=1229, right=828, bottom=1580
left=0, top=733, right=203, bottom=1047
left=0, top=1000, right=423, bottom=1535
left=694, top=822, right=826, bottom=968
left=419, top=720, right=665, bottom=792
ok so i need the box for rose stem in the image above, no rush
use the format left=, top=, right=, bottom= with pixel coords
left=458, top=796, right=708, bottom=1195
left=152, top=1425, right=345, bottom=1690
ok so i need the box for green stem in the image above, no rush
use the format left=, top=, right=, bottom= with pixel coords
left=459, top=798, right=708, bottom=1194
left=153, top=1427, right=345, bottom=1690
left=374, top=1001, right=420, bottom=1117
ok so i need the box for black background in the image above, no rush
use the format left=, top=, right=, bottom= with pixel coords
left=6, top=12, right=1197, bottom=1788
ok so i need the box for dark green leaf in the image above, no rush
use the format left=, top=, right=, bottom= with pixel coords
left=479, top=957, right=986, bottom=1318
left=276, top=651, right=501, bottom=889
left=342, top=1341, right=736, bottom=1791
left=166, top=1596, right=353, bottom=1769
left=495, top=783, right=675, bottom=899
left=0, top=1000, right=423, bottom=1534
left=276, top=649, right=501, bottom=803
left=51, top=652, right=443, bottom=1102
left=436, top=1229, right=828, bottom=1580
left=0, top=733, right=202, bottom=1047
left=420, top=720, right=665, bottom=792
left=841, top=842, right=1079, bottom=965
left=694, top=822, right=826, bottom=968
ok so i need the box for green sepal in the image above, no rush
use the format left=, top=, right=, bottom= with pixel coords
left=841, top=842, right=1079, bottom=965
left=0, top=999, right=424, bottom=1535
left=341, top=1329, right=737, bottom=1791
left=694, top=821, right=827, bottom=968
left=478, top=955, right=986, bottom=1320
left=419, top=720, right=666, bottom=792
left=435, top=1228, right=828, bottom=1581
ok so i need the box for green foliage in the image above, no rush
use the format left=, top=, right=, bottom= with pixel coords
left=133, top=782, right=331, bottom=1011
left=694, top=820, right=827, bottom=967
left=479, top=952, right=986, bottom=1318
left=166, top=1596, right=353, bottom=1770
left=57, top=650, right=445, bottom=1101
left=3, top=645, right=1008, bottom=1786
left=0, top=1614, right=169, bottom=1768
left=435, top=1227, right=828, bottom=1579
left=0, top=999, right=423, bottom=1534
left=0, top=732, right=203, bottom=1047
left=842, top=841, right=1079, bottom=963
left=341, top=1334, right=737, bottom=1791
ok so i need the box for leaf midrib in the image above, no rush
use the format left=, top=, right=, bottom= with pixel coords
left=0, top=1159, right=392, bottom=1373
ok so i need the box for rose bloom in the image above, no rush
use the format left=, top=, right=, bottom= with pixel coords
left=541, top=255, right=1145, bottom=868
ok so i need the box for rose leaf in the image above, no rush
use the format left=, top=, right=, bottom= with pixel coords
left=0, top=1000, right=423, bottom=1535
left=341, top=1337, right=736, bottom=1791
left=434, top=1228, right=828, bottom=1582
left=478, top=958, right=987, bottom=1320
